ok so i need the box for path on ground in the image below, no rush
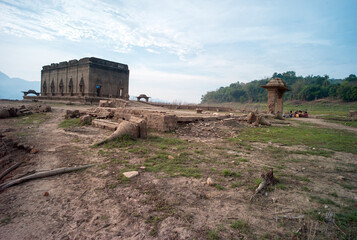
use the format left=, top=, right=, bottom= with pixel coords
left=292, top=117, right=357, bottom=134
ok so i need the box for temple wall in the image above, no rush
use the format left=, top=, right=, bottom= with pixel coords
left=40, top=57, right=129, bottom=98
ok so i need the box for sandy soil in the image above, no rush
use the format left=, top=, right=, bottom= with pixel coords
left=0, top=101, right=356, bottom=239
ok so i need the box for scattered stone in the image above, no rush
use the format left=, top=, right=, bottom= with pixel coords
left=337, top=176, right=345, bottom=180
left=206, top=177, right=214, bottom=186
left=123, top=171, right=139, bottom=179
left=168, top=155, right=174, bottom=160
left=80, top=115, right=92, bottom=124
left=227, top=150, right=238, bottom=155
left=65, top=110, right=81, bottom=119
left=0, top=109, right=10, bottom=118
left=44, top=192, right=49, bottom=196
left=30, top=149, right=39, bottom=154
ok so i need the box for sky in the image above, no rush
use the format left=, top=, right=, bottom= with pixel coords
left=0, top=0, right=356, bottom=103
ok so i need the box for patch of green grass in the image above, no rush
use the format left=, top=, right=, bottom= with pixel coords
left=293, top=175, right=310, bottom=183
left=237, top=158, right=249, bottom=162
left=17, top=113, right=50, bottom=125
left=329, top=192, right=338, bottom=197
left=100, top=135, right=137, bottom=149
left=326, top=119, right=357, bottom=128
left=231, top=181, right=243, bottom=188
left=146, top=215, right=162, bottom=237
left=275, top=183, right=287, bottom=190
left=310, top=195, right=339, bottom=206
left=144, top=151, right=201, bottom=178
left=301, top=186, right=310, bottom=192
left=58, top=118, right=83, bottom=128
left=127, top=147, right=149, bottom=155
left=335, top=203, right=357, bottom=239
left=230, top=123, right=357, bottom=154
left=254, top=178, right=262, bottom=186
left=222, top=169, right=240, bottom=178
left=230, top=220, right=250, bottom=234
left=338, top=182, right=357, bottom=190
left=0, top=216, right=11, bottom=225
left=207, top=229, right=220, bottom=240
left=290, top=148, right=334, bottom=158
left=214, top=184, right=225, bottom=190
left=194, top=149, right=204, bottom=154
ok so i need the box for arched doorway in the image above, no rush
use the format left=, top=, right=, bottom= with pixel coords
left=50, top=80, right=55, bottom=96
left=68, top=78, right=73, bottom=96
left=96, top=85, right=101, bottom=97
left=42, top=81, right=47, bottom=96
left=79, top=78, right=85, bottom=96
left=59, top=79, right=64, bottom=96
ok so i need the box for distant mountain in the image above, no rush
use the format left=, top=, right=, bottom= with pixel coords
left=0, top=71, right=40, bottom=100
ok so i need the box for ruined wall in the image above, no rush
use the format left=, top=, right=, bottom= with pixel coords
left=111, top=108, right=177, bottom=132
left=41, top=57, right=129, bottom=99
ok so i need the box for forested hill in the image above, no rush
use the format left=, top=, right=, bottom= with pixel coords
left=201, top=71, right=357, bottom=103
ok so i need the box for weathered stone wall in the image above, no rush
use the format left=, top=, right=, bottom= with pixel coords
left=267, top=89, right=276, bottom=114
left=41, top=57, right=129, bottom=99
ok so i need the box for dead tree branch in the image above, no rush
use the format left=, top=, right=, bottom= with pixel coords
left=0, top=162, right=21, bottom=180
left=0, top=164, right=94, bottom=192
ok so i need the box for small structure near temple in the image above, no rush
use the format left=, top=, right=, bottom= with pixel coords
left=261, top=78, right=290, bottom=115
left=137, top=94, right=150, bottom=102
left=22, top=89, right=40, bottom=97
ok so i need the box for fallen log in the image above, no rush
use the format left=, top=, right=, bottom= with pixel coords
left=0, top=164, right=94, bottom=192
left=0, top=162, right=21, bottom=180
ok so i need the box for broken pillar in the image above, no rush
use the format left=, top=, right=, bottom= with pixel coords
left=261, top=78, right=290, bottom=115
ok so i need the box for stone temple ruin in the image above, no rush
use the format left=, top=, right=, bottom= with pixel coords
left=261, top=78, right=290, bottom=115
left=24, top=57, right=130, bottom=103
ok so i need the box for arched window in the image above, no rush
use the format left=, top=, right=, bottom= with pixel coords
left=69, top=78, right=73, bottom=96
left=51, top=80, right=55, bottom=96
left=42, top=81, right=47, bottom=96
left=79, top=78, right=84, bottom=96
left=59, top=79, right=64, bottom=96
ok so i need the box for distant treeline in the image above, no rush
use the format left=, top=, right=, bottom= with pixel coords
left=201, top=71, right=357, bottom=103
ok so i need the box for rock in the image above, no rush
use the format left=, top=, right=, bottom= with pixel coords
left=66, top=110, right=80, bottom=119
left=227, top=150, right=238, bottom=155
left=30, top=148, right=39, bottom=154
left=206, top=177, right=214, bottom=186
left=246, top=112, right=257, bottom=124
left=123, top=171, right=139, bottom=178
left=337, top=176, right=345, bottom=180
left=168, top=155, right=174, bottom=160
left=39, top=105, right=51, bottom=112
left=80, top=115, right=92, bottom=124
left=0, top=109, right=10, bottom=118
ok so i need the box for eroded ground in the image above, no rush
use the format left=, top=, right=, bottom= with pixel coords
left=0, top=100, right=356, bottom=240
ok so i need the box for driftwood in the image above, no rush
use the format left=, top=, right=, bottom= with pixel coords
left=250, top=169, right=278, bottom=201
left=95, top=121, right=138, bottom=146
left=0, top=162, right=21, bottom=180
left=0, top=164, right=94, bottom=191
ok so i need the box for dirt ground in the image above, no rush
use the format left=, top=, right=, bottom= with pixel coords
left=0, top=100, right=356, bottom=240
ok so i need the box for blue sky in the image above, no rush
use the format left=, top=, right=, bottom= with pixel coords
left=0, top=0, right=356, bottom=103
